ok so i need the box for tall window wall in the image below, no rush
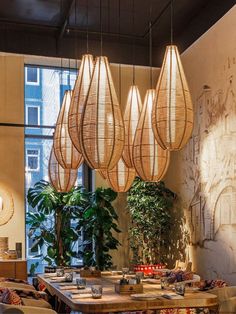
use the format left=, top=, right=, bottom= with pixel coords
left=25, top=65, right=83, bottom=273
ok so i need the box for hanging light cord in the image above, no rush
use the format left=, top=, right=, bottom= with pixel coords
left=132, top=0, right=135, bottom=85
left=118, top=0, right=121, bottom=104
left=170, top=0, right=173, bottom=45
left=86, top=0, right=89, bottom=53
left=75, top=0, right=78, bottom=69
left=68, top=1, right=71, bottom=89
left=69, top=58, right=71, bottom=88
left=60, top=0, right=63, bottom=86
left=100, top=0, right=103, bottom=56
left=149, top=3, right=153, bottom=89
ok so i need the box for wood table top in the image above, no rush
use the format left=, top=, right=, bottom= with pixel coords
left=38, top=274, right=218, bottom=313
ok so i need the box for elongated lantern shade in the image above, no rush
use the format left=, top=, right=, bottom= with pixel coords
left=122, top=85, right=142, bottom=167
left=68, top=54, right=94, bottom=152
left=97, top=169, right=107, bottom=180
left=80, top=56, right=125, bottom=170
left=54, top=90, right=84, bottom=169
left=152, top=45, right=193, bottom=150
left=107, top=158, right=136, bottom=192
left=49, top=149, right=78, bottom=192
left=133, top=89, right=170, bottom=181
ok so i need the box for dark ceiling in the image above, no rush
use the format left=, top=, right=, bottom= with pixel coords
left=0, top=0, right=235, bottom=66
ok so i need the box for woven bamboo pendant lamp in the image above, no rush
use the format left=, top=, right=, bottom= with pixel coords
left=133, top=89, right=170, bottom=182
left=122, top=85, right=142, bottom=168
left=152, top=45, right=193, bottom=151
left=97, top=169, right=107, bottom=180
left=79, top=56, right=125, bottom=170
left=54, top=90, right=84, bottom=169
left=107, top=158, right=136, bottom=192
left=49, top=149, right=78, bottom=192
left=68, top=54, right=94, bottom=152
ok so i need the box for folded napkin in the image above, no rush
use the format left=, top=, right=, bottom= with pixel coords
left=43, top=273, right=57, bottom=278
left=50, top=277, right=66, bottom=283
left=59, top=285, right=77, bottom=290
left=71, top=288, right=91, bottom=294
left=162, top=293, right=184, bottom=299
left=70, top=293, right=92, bottom=299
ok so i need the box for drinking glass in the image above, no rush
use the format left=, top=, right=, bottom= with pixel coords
left=174, top=282, right=186, bottom=296
left=161, top=277, right=169, bottom=290
left=56, top=267, right=64, bottom=277
left=91, top=285, right=103, bottom=299
left=64, top=271, right=73, bottom=282
left=122, top=267, right=129, bottom=276
left=135, top=272, right=144, bottom=284
left=76, top=278, right=87, bottom=289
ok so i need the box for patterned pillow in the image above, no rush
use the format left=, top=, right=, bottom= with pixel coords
left=166, top=270, right=194, bottom=283
left=182, top=271, right=194, bottom=281
left=0, top=288, right=22, bottom=305
left=0, top=277, right=29, bottom=285
left=211, top=279, right=227, bottom=288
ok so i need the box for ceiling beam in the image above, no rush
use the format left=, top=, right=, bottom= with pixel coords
left=0, top=19, right=142, bottom=41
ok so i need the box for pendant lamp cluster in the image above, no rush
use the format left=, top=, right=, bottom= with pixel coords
left=49, top=0, right=193, bottom=193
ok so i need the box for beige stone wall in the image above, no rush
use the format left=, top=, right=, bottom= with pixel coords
left=0, top=55, right=25, bottom=256
left=165, top=5, right=236, bottom=284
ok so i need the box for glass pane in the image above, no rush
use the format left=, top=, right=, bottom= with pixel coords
left=25, top=66, right=76, bottom=136
left=28, top=156, right=38, bottom=170
left=27, top=67, right=38, bottom=83
left=25, top=65, right=83, bottom=274
left=27, top=107, right=39, bottom=125
left=27, top=149, right=39, bottom=155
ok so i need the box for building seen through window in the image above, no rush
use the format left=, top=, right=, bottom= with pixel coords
left=25, top=65, right=83, bottom=273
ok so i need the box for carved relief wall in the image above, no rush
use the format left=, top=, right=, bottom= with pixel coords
left=164, top=5, right=236, bottom=284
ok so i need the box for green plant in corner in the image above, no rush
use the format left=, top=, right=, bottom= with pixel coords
left=77, top=187, right=120, bottom=270
left=29, top=262, right=39, bottom=277
left=27, top=180, right=89, bottom=266
left=127, top=177, right=176, bottom=265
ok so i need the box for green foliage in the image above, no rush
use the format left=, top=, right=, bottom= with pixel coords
left=27, top=180, right=120, bottom=270
left=29, top=262, right=39, bottom=276
left=77, top=187, right=120, bottom=270
left=127, top=178, right=176, bottom=265
left=27, top=180, right=90, bottom=266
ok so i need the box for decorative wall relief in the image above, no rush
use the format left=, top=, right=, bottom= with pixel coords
left=173, top=69, right=236, bottom=282
left=183, top=79, right=236, bottom=248
left=0, top=184, right=14, bottom=226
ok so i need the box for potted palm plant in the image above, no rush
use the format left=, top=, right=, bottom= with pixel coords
left=27, top=181, right=120, bottom=271
left=27, top=180, right=90, bottom=266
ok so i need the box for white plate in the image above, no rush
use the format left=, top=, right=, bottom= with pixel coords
left=130, top=293, right=161, bottom=301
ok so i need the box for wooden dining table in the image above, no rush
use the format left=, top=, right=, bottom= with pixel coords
left=37, top=273, right=218, bottom=314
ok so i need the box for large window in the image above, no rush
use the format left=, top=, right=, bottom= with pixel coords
left=25, top=65, right=83, bottom=273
